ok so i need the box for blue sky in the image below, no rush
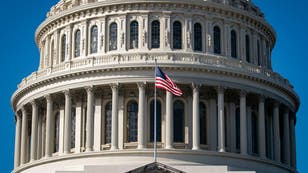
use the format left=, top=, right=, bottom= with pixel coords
left=0, top=0, right=307, bottom=173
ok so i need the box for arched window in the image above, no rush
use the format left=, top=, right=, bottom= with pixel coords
left=174, top=100, right=184, bottom=143
left=151, top=21, right=160, bottom=49
left=251, top=112, right=258, bottom=155
left=90, top=25, right=98, bottom=54
left=235, top=107, right=240, bottom=151
left=71, top=108, right=76, bottom=148
left=150, top=100, right=162, bottom=142
left=245, top=35, right=250, bottom=62
left=109, top=23, right=118, bottom=51
left=105, top=102, right=112, bottom=144
left=194, top=23, right=202, bottom=51
left=61, top=34, right=66, bottom=62
left=257, top=40, right=261, bottom=66
left=173, top=21, right=182, bottom=49
left=127, top=100, right=138, bottom=142
left=130, top=21, right=139, bottom=49
left=214, top=26, right=221, bottom=54
left=51, top=40, right=54, bottom=65
left=231, top=30, right=237, bottom=58
left=54, top=112, right=60, bottom=152
left=74, top=30, right=81, bottom=57
left=200, top=102, right=207, bottom=145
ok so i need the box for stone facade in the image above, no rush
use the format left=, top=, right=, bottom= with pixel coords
left=11, top=0, right=299, bottom=173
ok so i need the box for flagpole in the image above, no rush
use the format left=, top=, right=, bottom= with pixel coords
left=154, top=59, right=157, bottom=163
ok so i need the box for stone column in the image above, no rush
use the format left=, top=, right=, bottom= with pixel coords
left=111, top=84, right=119, bottom=150
left=20, top=107, right=28, bottom=164
left=290, top=115, right=296, bottom=168
left=14, top=114, right=22, bottom=168
left=217, top=87, right=225, bottom=152
left=30, top=101, right=38, bottom=161
left=64, top=90, right=72, bottom=154
left=273, top=102, right=281, bottom=162
left=192, top=84, right=200, bottom=150
left=94, top=97, right=102, bottom=151
left=209, top=97, right=217, bottom=151
left=229, top=102, right=236, bottom=153
left=85, top=86, right=95, bottom=152
left=75, top=101, right=82, bottom=153
left=258, top=96, right=266, bottom=159
left=240, top=91, right=248, bottom=155
left=45, top=95, right=54, bottom=157
left=37, top=113, right=42, bottom=159
left=165, top=91, right=173, bottom=149
left=283, top=108, right=291, bottom=165
left=137, top=82, right=146, bottom=149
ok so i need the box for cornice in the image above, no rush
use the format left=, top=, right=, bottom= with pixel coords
left=35, top=0, right=276, bottom=48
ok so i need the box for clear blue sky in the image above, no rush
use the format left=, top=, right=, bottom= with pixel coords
left=0, top=0, right=307, bottom=172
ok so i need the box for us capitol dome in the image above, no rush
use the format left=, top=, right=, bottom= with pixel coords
left=11, top=0, right=300, bottom=172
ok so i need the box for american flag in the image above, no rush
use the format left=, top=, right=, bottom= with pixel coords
left=155, top=66, right=183, bottom=96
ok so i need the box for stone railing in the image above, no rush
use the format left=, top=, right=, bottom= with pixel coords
left=47, top=0, right=263, bottom=18
left=17, top=52, right=293, bottom=91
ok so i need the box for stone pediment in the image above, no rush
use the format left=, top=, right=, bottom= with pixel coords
left=126, top=162, right=185, bottom=173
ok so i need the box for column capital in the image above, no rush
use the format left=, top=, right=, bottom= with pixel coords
left=63, top=89, right=72, bottom=98
left=30, top=100, right=37, bottom=107
left=21, top=106, right=28, bottom=115
left=45, top=94, right=53, bottom=103
left=283, top=107, right=290, bottom=115
left=216, top=86, right=225, bottom=93
left=240, top=90, right=247, bottom=97
left=137, top=82, right=146, bottom=89
left=259, top=94, right=266, bottom=102
left=273, top=101, right=280, bottom=108
left=192, top=83, right=201, bottom=91
left=15, top=113, right=21, bottom=121
left=110, top=83, right=119, bottom=91
left=85, top=86, right=94, bottom=93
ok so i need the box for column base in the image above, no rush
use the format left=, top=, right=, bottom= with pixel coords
left=111, top=146, right=119, bottom=150
left=192, top=146, right=200, bottom=150
left=165, top=145, right=174, bottom=149
left=85, top=147, right=93, bottom=152
left=137, top=145, right=146, bottom=150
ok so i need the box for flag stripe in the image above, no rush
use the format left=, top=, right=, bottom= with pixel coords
left=155, top=80, right=182, bottom=95
left=155, top=66, right=183, bottom=96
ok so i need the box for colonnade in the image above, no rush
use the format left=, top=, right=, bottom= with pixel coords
left=13, top=83, right=296, bottom=169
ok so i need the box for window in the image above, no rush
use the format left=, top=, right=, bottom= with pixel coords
left=90, top=25, right=98, bottom=53
left=71, top=108, right=76, bottom=148
left=105, top=102, right=112, bottom=144
left=150, top=100, right=162, bottom=142
left=235, top=108, right=240, bottom=151
left=61, top=34, right=66, bottom=62
left=130, top=21, right=139, bottom=49
left=74, top=30, right=81, bottom=57
left=51, top=40, right=54, bottom=64
left=251, top=112, right=258, bottom=154
left=245, top=35, right=250, bottom=62
left=231, top=30, right=237, bottom=58
left=174, top=100, right=184, bottom=143
left=109, top=23, right=118, bottom=51
left=127, top=100, right=138, bottom=142
left=194, top=23, right=202, bottom=51
left=257, top=40, right=261, bottom=66
left=54, top=112, right=60, bottom=152
left=214, top=26, right=221, bottom=54
left=151, top=21, right=160, bottom=49
left=173, top=21, right=182, bottom=49
left=200, top=102, right=207, bottom=145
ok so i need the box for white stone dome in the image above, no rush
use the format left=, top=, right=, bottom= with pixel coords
left=12, top=0, right=299, bottom=173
